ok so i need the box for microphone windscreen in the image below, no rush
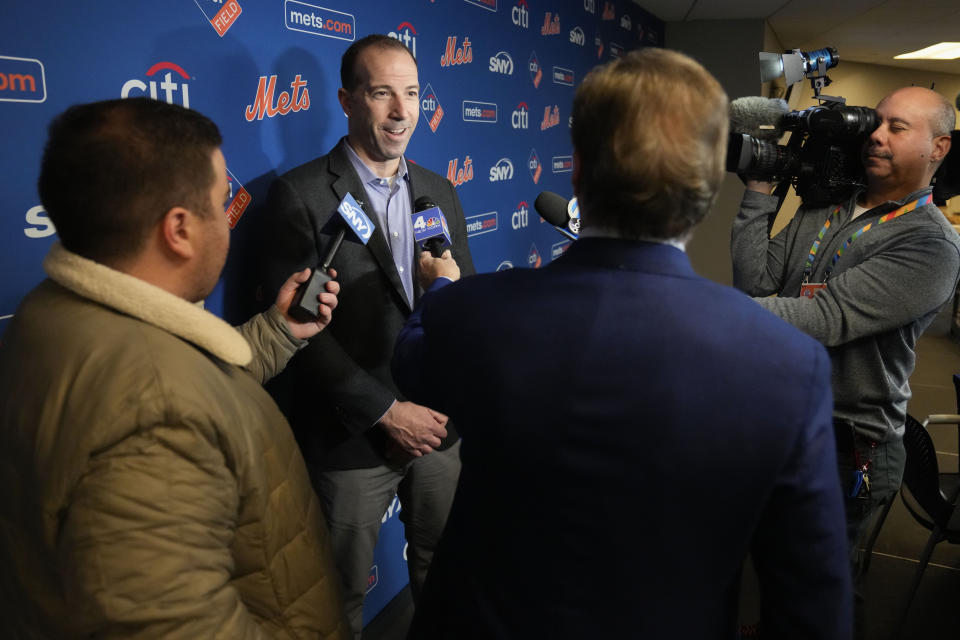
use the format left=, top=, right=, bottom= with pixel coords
left=414, top=196, right=437, bottom=212
left=729, top=96, right=789, bottom=140
left=534, top=191, right=571, bottom=227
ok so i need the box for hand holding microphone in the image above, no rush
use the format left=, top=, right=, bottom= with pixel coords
left=411, top=196, right=459, bottom=288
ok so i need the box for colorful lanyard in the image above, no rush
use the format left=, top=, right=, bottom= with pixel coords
left=802, top=193, right=933, bottom=283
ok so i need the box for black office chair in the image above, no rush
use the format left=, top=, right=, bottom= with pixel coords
left=891, top=413, right=960, bottom=639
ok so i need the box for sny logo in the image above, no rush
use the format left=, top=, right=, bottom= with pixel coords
left=0, top=56, right=46, bottom=103
left=338, top=193, right=374, bottom=243
left=569, top=26, right=585, bottom=46
left=511, top=102, right=529, bottom=129
left=489, top=158, right=514, bottom=182
left=441, top=36, right=473, bottom=67
left=528, top=51, right=542, bottom=88
left=194, top=0, right=242, bottom=37
left=584, top=0, right=595, bottom=14
left=621, top=14, right=632, bottom=30
left=540, top=105, right=559, bottom=130
left=23, top=205, right=55, bottom=238
left=420, top=83, right=444, bottom=132
left=121, top=62, right=191, bottom=107
left=602, top=1, right=615, bottom=20
left=552, top=66, right=574, bottom=86
left=245, top=74, right=309, bottom=121
left=541, top=12, right=560, bottom=35
left=528, top=148, right=542, bottom=184
left=528, top=242, right=542, bottom=269
left=512, top=0, right=529, bottom=28
left=447, top=155, right=474, bottom=187
left=388, top=22, right=417, bottom=58
left=512, top=201, right=529, bottom=229
left=489, top=51, right=514, bottom=75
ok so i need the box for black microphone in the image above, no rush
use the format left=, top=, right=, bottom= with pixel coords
left=534, top=191, right=578, bottom=241
left=411, top=196, right=453, bottom=258
left=729, top=96, right=790, bottom=141
left=289, top=193, right=372, bottom=322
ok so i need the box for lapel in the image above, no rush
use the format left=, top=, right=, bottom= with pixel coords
left=328, top=143, right=412, bottom=311
left=406, top=164, right=427, bottom=305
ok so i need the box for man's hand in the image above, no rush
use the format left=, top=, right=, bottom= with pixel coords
left=418, top=249, right=460, bottom=290
left=745, top=178, right=777, bottom=194
left=379, top=401, right=449, bottom=457
left=275, top=268, right=340, bottom=340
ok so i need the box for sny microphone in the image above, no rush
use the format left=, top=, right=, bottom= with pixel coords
left=290, top=192, right=374, bottom=322
left=729, top=96, right=790, bottom=141
left=411, top=196, right=452, bottom=258
left=534, top=191, right=578, bottom=241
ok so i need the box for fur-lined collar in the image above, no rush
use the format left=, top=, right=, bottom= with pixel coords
left=43, top=243, right=252, bottom=366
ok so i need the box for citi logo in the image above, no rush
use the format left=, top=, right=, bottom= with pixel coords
left=529, top=148, right=542, bottom=184
left=197, top=0, right=242, bottom=37
left=512, top=0, right=529, bottom=28
left=620, top=14, right=632, bottom=30
left=441, top=36, right=473, bottom=67
left=602, top=1, right=615, bottom=20
left=420, top=83, right=444, bottom=132
left=511, top=102, right=529, bottom=129
left=388, top=22, right=418, bottom=58
left=489, top=158, right=514, bottom=182
left=489, top=51, right=514, bottom=75
left=447, top=155, right=474, bottom=187
left=225, top=167, right=251, bottom=229
left=528, top=51, right=542, bottom=88
left=552, top=155, right=573, bottom=173
left=552, top=66, right=574, bottom=86
left=584, top=0, right=595, bottom=14
left=596, top=36, right=604, bottom=59
left=528, top=243, right=542, bottom=268
left=245, top=74, right=310, bottom=121
left=0, top=56, right=46, bottom=103
left=570, top=26, right=585, bottom=45
left=541, top=12, right=560, bottom=35
left=121, top=62, right=191, bottom=107
left=464, top=0, right=497, bottom=11
left=512, top=201, right=530, bottom=229
left=541, top=105, right=559, bottom=130
left=367, top=565, right=379, bottom=594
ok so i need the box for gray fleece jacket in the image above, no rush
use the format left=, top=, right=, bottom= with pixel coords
left=731, top=186, right=960, bottom=443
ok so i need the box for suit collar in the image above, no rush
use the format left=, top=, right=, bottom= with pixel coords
left=328, top=139, right=413, bottom=311
left=554, top=238, right=697, bottom=278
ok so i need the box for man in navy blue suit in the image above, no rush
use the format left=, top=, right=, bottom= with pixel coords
left=392, top=48, right=851, bottom=639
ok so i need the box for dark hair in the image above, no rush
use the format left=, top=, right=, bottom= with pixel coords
left=571, top=48, right=728, bottom=240
left=340, top=34, right=417, bottom=91
left=37, top=97, right=222, bottom=264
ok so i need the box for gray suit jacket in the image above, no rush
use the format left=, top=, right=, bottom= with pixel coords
left=263, top=140, right=476, bottom=469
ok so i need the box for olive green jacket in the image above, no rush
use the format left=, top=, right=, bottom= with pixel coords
left=0, top=243, right=348, bottom=639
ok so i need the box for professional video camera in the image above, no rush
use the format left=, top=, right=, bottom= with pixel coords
left=728, top=47, right=960, bottom=209
left=727, top=47, right=879, bottom=206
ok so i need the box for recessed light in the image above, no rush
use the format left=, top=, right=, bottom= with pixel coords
left=895, top=43, right=960, bottom=60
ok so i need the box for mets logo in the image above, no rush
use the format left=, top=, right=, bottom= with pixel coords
left=121, top=62, right=192, bottom=107
left=388, top=21, right=418, bottom=58
left=245, top=74, right=310, bottom=121
left=540, top=105, right=560, bottom=130
left=489, top=158, right=514, bottom=182
left=528, top=243, right=542, bottom=269
left=528, top=148, right=542, bottom=184
left=194, top=0, right=242, bottom=37
left=511, top=102, right=529, bottom=129
left=541, top=12, right=560, bottom=35
left=0, top=56, right=46, bottom=103
left=441, top=36, right=473, bottom=67
left=447, top=155, right=474, bottom=187
left=528, top=51, right=542, bottom=88
left=489, top=51, right=514, bottom=75
left=420, top=83, right=444, bottom=132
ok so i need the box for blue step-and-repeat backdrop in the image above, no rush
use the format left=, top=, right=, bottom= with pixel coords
left=1, top=0, right=659, bottom=623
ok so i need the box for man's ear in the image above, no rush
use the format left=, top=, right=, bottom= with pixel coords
left=337, top=87, right=352, bottom=118
left=932, top=134, right=952, bottom=163
left=158, top=206, right=197, bottom=260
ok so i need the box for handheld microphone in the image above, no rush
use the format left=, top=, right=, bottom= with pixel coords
left=729, top=96, right=790, bottom=141
left=289, top=192, right=373, bottom=322
left=411, top=196, right=452, bottom=258
left=534, top=191, right=578, bottom=241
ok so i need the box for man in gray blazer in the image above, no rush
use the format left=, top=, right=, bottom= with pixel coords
left=261, top=34, right=475, bottom=638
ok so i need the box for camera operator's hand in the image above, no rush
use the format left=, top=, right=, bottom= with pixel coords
left=746, top=178, right=778, bottom=194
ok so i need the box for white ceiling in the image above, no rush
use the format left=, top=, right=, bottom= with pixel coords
left=635, top=0, right=960, bottom=75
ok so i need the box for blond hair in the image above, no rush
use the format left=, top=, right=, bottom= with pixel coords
left=571, top=48, right=728, bottom=239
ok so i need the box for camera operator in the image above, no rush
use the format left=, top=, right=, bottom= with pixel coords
left=731, top=86, right=960, bottom=637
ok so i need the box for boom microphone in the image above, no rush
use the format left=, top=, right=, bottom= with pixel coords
left=290, top=192, right=373, bottom=322
left=412, top=196, right=453, bottom=258
left=534, top=191, right=578, bottom=241
left=729, top=96, right=790, bottom=140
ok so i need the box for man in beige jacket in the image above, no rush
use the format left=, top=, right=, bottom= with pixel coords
left=0, top=97, right=349, bottom=639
